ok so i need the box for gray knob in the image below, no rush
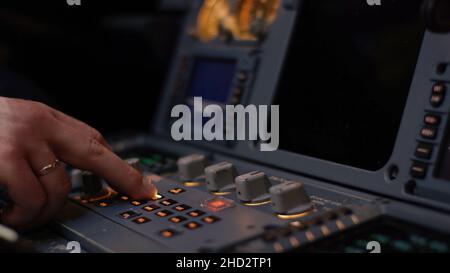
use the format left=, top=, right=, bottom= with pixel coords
left=126, top=158, right=142, bottom=173
left=205, top=162, right=238, bottom=192
left=235, top=171, right=271, bottom=203
left=70, top=169, right=83, bottom=189
left=81, top=171, right=106, bottom=199
left=269, top=181, right=312, bottom=215
left=177, top=154, right=207, bottom=181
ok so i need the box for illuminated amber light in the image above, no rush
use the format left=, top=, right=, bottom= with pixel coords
left=134, top=217, right=149, bottom=224
left=143, top=205, right=159, bottom=212
left=202, top=216, right=220, bottom=224
left=350, top=215, right=360, bottom=224
left=169, top=188, right=185, bottom=194
left=161, top=230, right=174, bottom=238
left=202, top=197, right=234, bottom=212
left=185, top=222, right=201, bottom=229
left=289, top=237, right=300, bottom=248
left=169, top=216, right=186, bottom=223
left=156, top=211, right=168, bottom=217
left=289, top=221, right=305, bottom=229
left=273, top=242, right=284, bottom=253
left=196, top=0, right=281, bottom=42
left=211, top=191, right=232, bottom=196
left=188, top=210, right=206, bottom=217
left=242, top=200, right=271, bottom=206
left=305, top=231, right=315, bottom=241
left=277, top=210, right=311, bottom=220
left=174, top=205, right=190, bottom=212
left=208, top=200, right=227, bottom=209
left=336, top=220, right=345, bottom=230
left=320, top=226, right=331, bottom=236
left=184, top=181, right=202, bottom=187
left=131, top=201, right=142, bottom=206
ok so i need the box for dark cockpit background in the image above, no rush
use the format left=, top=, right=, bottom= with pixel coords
left=0, top=0, right=186, bottom=135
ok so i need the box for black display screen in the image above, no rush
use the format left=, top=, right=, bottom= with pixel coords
left=274, top=0, right=425, bottom=170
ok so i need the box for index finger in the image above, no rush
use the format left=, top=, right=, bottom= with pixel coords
left=48, top=123, right=156, bottom=200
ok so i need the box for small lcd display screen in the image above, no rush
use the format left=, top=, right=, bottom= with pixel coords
left=186, top=57, right=237, bottom=105
left=274, top=0, right=425, bottom=170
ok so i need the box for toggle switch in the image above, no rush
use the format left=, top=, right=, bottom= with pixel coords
left=235, top=171, right=271, bottom=203
left=177, top=154, right=207, bottom=181
left=205, top=162, right=238, bottom=192
left=269, top=181, right=312, bottom=215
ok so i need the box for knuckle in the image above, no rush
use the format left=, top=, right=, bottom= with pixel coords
left=87, top=137, right=107, bottom=157
left=16, top=102, right=55, bottom=135
left=0, top=146, right=23, bottom=160
left=27, top=104, right=52, bottom=123
left=90, top=128, right=105, bottom=143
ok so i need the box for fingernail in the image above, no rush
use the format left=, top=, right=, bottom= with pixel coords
left=142, top=176, right=157, bottom=199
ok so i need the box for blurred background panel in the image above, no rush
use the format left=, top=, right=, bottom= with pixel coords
left=0, top=0, right=188, bottom=134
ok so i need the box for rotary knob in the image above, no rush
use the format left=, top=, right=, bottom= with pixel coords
left=235, top=171, right=271, bottom=203
left=269, top=181, right=312, bottom=215
left=177, top=154, right=207, bottom=181
left=205, top=162, right=238, bottom=192
left=81, top=171, right=107, bottom=199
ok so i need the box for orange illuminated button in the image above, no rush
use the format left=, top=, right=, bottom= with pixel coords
left=201, top=216, right=221, bottom=224
left=155, top=210, right=173, bottom=217
left=143, top=204, right=160, bottom=212
left=133, top=217, right=150, bottom=224
left=168, top=188, right=185, bottom=195
left=169, top=216, right=187, bottom=223
left=159, top=229, right=178, bottom=238
left=119, top=195, right=129, bottom=201
left=96, top=201, right=109, bottom=207
left=184, top=221, right=202, bottom=230
left=202, top=197, right=233, bottom=212
left=160, top=199, right=177, bottom=206
left=119, top=210, right=139, bottom=219
left=131, top=200, right=143, bottom=206
left=187, top=210, right=205, bottom=218
left=174, top=204, right=191, bottom=212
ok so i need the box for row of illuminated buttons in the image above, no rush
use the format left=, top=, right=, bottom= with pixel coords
left=120, top=209, right=220, bottom=225
left=96, top=187, right=187, bottom=207
left=410, top=81, right=447, bottom=180
left=411, top=112, right=444, bottom=179
left=119, top=203, right=220, bottom=222
left=159, top=214, right=222, bottom=238
left=120, top=206, right=219, bottom=221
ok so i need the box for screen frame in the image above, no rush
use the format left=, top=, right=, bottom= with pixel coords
left=154, top=0, right=450, bottom=211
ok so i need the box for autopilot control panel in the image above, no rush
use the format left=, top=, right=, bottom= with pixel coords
left=31, top=0, right=450, bottom=252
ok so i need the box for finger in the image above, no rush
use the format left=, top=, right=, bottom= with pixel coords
left=0, top=159, right=47, bottom=228
left=48, top=124, right=156, bottom=200
left=27, top=145, right=71, bottom=227
left=49, top=108, right=112, bottom=150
